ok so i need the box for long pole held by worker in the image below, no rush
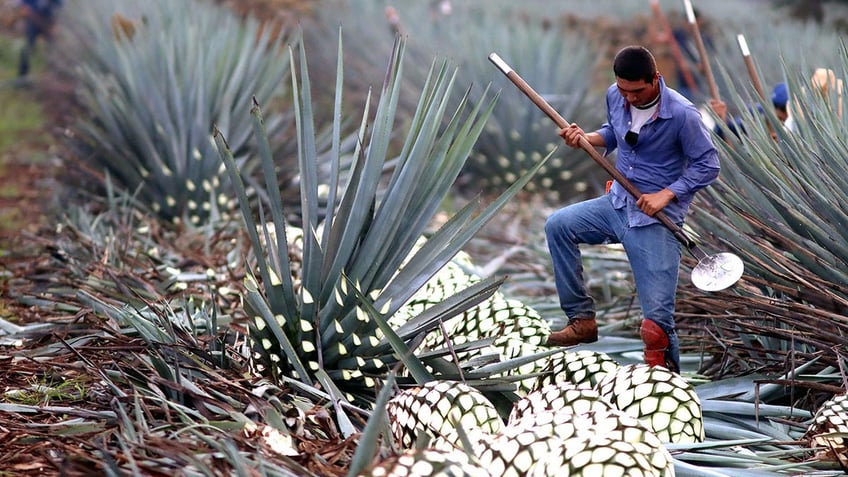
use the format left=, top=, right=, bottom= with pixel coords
left=737, top=33, right=777, bottom=138
left=650, top=0, right=700, bottom=97
left=736, top=34, right=765, bottom=99
left=683, top=0, right=720, bottom=100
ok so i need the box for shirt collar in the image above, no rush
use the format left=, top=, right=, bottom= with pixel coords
left=623, top=75, right=670, bottom=120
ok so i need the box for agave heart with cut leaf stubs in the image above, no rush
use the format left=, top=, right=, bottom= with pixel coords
left=596, top=364, right=704, bottom=443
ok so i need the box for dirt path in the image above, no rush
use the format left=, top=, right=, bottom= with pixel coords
left=0, top=73, right=63, bottom=333
left=0, top=131, right=55, bottom=245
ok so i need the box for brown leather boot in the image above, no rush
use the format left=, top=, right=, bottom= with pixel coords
left=641, top=319, right=674, bottom=370
left=545, top=317, right=598, bottom=347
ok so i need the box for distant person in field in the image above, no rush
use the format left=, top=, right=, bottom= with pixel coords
left=770, top=82, right=795, bottom=133
left=708, top=82, right=796, bottom=142
left=652, top=7, right=715, bottom=104
left=810, top=67, right=843, bottom=118
left=15, top=0, right=62, bottom=77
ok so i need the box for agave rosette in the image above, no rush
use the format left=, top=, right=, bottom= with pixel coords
left=217, top=31, right=558, bottom=427
left=57, top=0, right=295, bottom=224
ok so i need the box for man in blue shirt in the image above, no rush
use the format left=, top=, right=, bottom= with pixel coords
left=546, top=45, right=720, bottom=373
left=17, top=0, right=62, bottom=77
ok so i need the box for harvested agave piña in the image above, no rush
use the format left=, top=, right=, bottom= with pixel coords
left=596, top=364, right=704, bottom=443
left=386, top=381, right=503, bottom=449
left=508, top=382, right=614, bottom=424
left=530, top=433, right=675, bottom=477
left=364, top=448, right=491, bottom=477
left=479, top=408, right=673, bottom=476
left=806, top=392, right=848, bottom=458
left=533, top=349, right=620, bottom=390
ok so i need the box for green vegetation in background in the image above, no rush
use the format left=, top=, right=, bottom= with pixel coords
left=0, top=33, right=49, bottom=239
left=52, top=0, right=297, bottom=226
left=0, top=35, right=47, bottom=152
left=306, top=0, right=608, bottom=207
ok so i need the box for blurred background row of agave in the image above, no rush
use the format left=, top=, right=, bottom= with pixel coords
left=4, top=0, right=848, bottom=474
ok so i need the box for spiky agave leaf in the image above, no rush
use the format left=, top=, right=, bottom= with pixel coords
left=459, top=335, right=552, bottom=396
left=507, top=382, right=614, bottom=425
left=388, top=247, right=553, bottom=396
left=347, top=372, right=398, bottom=476
left=386, top=381, right=503, bottom=450
left=596, top=364, right=704, bottom=444
left=389, top=250, right=479, bottom=328
left=391, top=263, right=552, bottom=395
left=533, top=349, right=620, bottom=390
left=389, top=236, right=550, bottom=351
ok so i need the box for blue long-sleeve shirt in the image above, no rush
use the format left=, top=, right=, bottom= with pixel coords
left=596, top=76, right=720, bottom=227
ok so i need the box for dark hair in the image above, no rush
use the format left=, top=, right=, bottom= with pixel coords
left=613, top=46, right=657, bottom=83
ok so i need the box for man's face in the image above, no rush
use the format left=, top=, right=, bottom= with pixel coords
left=616, top=74, right=660, bottom=107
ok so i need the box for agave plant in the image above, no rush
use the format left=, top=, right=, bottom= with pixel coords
left=307, top=0, right=608, bottom=203
left=415, top=7, right=607, bottom=201
left=52, top=0, right=295, bottom=224
left=215, top=32, right=557, bottom=421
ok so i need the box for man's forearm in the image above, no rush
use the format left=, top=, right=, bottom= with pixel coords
left=584, top=131, right=606, bottom=148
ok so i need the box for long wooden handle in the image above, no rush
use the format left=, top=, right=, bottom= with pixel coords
left=650, top=0, right=700, bottom=96
left=683, top=0, right=720, bottom=100
left=737, top=35, right=765, bottom=99
left=736, top=34, right=776, bottom=137
left=488, top=53, right=698, bottom=251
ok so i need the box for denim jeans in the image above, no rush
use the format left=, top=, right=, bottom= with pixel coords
left=545, top=194, right=682, bottom=368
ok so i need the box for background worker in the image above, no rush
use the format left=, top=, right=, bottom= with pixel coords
left=546, top=45, right=720, bottom=373
left=770, top=82, right=795, bottom=133
left=15, top=0, right=62, bottom=77
left=708, top=82, right=794, bottom=141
